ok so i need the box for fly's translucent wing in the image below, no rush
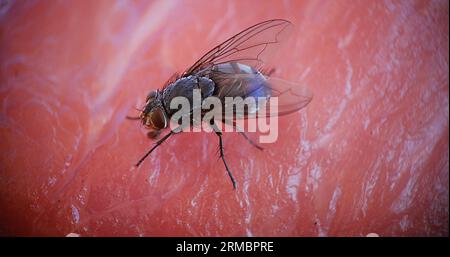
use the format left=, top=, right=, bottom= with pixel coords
left=262, top=76, right=313, bottom=117
left=201, top=62, right=312, bottom=120
left=184, top=19, right=293, bottom=76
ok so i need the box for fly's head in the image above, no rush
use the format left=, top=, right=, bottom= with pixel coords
left=140, top=90, right=168, bottom=131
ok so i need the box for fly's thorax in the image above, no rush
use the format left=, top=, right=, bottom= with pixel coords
left=162, top=75, right=215, bottom=116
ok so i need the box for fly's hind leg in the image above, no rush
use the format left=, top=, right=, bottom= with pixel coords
left=210, top=121, right=237, bottom=190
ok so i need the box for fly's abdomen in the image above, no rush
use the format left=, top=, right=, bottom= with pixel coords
left=209, top=63, right=272, bottom=100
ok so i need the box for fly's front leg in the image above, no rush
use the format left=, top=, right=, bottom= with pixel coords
left=210, top=122, right=237, bottom=190
left=136, top=126, right=183, bottom=167
left=135, top=130, right=174, bottom=167
left=147, top=130, right=161, bottom=139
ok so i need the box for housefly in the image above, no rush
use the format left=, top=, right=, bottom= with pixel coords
left=129, top=19, right=312, bottom=189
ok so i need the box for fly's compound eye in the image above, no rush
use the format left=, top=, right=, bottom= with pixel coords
left=148, top=107, right=167, bottom=130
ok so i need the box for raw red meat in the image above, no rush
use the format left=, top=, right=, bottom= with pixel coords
left=0, top=0, right=448, bottom=236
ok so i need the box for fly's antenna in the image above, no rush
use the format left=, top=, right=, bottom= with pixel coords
left=126, top=115, right=141, bottom=120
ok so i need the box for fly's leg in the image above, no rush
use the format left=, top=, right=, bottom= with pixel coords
left=135, top=110, right=193, bottom=166
left=239, top=131, right=264, bottom=151
left=126, top=116, right=140, bottom=120
left=126, top=107, right=144, bottom=120
left=217, top=131, right=237, bottom=190
left=147, top=130, right=161, bottom=139
left=210, top=122, right=237, bottom=190
left=223, top=120, right=264, bottom=151
left=136, top=129, right=178, bottom=167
